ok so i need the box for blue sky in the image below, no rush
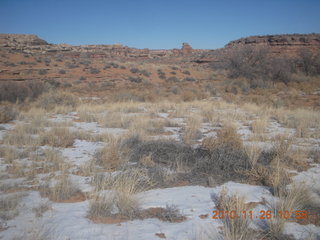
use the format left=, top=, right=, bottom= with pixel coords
left=0, top=0, right=319, bottom=49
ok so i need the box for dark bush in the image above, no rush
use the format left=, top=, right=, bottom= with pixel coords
left=38, top=69, right=47, bottom=75
left=157, top=69, right=166, bottom=79
left=79, top=60, right=91, bottom=65
left=90, top=68, right=100, bottom=74
left=59, top=69, right=66, bottom=74
left=0, top=105, right=17, bottom=123
left=44, top=59, right=51, bottom=66
left=45, top=79, right=60, bottom=88
left=128, top=76, right=143, bottom=83
left=65, top=62, right=78, bottom=69
left=182, top=70, right=190, bottom=75
left=128, top=140, right=196, bottom=165
left=130, top=68, right=140, bottom=73
left=297, top=48, right=320, bottom=76
left=170, top=86, right=181, bottom=94
left=197, top=125, right=250, bottom=182
left=220, top=46, right=320, bottom=85
left=205, top=83, right=218, bottom=96
left=183, top=77, right=197, bottom=82
left=0, top=80, right=47, bottom=103
left=110, top=62, right=119, bottom=68
left=140, top=70, right=151, bottom=77
left=167, top=76, right=179, bottom=82
left=104, top=64, right=112, bottom=69
left=224, top=46, right=270, bottom=80
left=62, top=83, right=72, bottom=88
left=195, top=144, right=249, bottom=181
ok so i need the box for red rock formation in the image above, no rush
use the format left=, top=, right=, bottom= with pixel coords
left=225, top=34, right=320, bottom=56
left=181, top=42, right=193, bottom=54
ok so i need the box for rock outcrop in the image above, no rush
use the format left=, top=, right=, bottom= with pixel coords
left=0, top=34, right=48, bottom=47
left=0, top=34, right=199, bottom=61
left=225, top=34, right=320, bottom=55
left=0, top=33, right=319, bottom=65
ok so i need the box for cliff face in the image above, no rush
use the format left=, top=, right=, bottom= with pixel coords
left=225, top=34, right=320, bottom=55
left=0, top=33, right=319, bottom=66
left=0, top=34, right=200, bottom=60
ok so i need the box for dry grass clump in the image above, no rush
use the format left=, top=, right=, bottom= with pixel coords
left=41, top=148, right=69, bottom=172
left=272, top=108, right=320, bottom=138
left=244, top=143, right=262, bottom=168
left=0, top=104, right=17, bottom=123
left=89, top=168, right=152, bottom=219
left=40, top=127, right=75, bottom=147
left=182, top=115, right=202, bottom=144
left=250, top=117, right=269, bottom=140
left=13, top=123, right=41, bottom=135
left=202, top=124, right=243, bottom=150
left=88, top=192, right=115, bottom=218
left=129, top=116, right=178, bottom=136
left=77, top=110, right=98, bottom=122
left=18, top=108, right=51, bottom=128
left=246, top=135, right=296, bottom=183
left=0, top=146, right=28, bottom=164
left=95, top=137, right=124, bottom=170
left=2, top=129, right=39, bottom=146
left=32, top=201, right=51, bottom=218
left=35, top=91, right=79, bottom=110
left=42, top=175, right=79, bottom=202
left=0, top=193, right=25, bottom=220
left=270, top=134, right=292, bottom=160
left=213, top=189, right=259, bottom=240
left=264, top=184, right=311, bottom=239
left=99, top=112, right=136, bottom=128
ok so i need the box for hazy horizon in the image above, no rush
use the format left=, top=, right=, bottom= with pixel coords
left=1, top=0, right=320, bottom=49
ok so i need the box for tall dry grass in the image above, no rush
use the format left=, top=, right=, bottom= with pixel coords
left=89, top=168, right=152, bottom=219
left=182, top=114, right=202, bottom=144
left=94, top=137, right=124, bottom=170
left=40, top=127, right=75, bottom=147
left=265, top=184, right=311, bottom=239
left=215, top=190, right=259, bottom=240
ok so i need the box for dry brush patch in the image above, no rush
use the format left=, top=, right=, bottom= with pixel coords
left=250, top=117, right=269, bottom=140
left=40, top=175, right=82, bottom=202
left=40, top=127, right=75, bottom=148
left=199, top=124, right=250, bottom=183
left=0, top=104, right=17, bottom=123
left=89, top=168, right=153, bottom=220
left=35, top=91, right=79, bottom=111
left=2, top=128, right=40, bottom=147
left=182, top=114, right=202, bottom=144
left=94, top=137, right=124, bottom=170
left=264, top=184, right=312, bottom=239
left=213, top=189, right=260, bottom=240
left=0, top=193, right=26, bottom=221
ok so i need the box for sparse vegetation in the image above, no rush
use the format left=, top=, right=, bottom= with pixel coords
left=0, top=80, right=47, bottom=103
left=42, top=175, right=79, bottom=202
left=35, top=91, right=79, bottom=110
left=0, top=32, right=320, bottom=240
left=40, top=127, right=75, bottom=147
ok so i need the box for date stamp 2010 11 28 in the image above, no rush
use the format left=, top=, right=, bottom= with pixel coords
left=212, top=210, right=309, bottom=220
